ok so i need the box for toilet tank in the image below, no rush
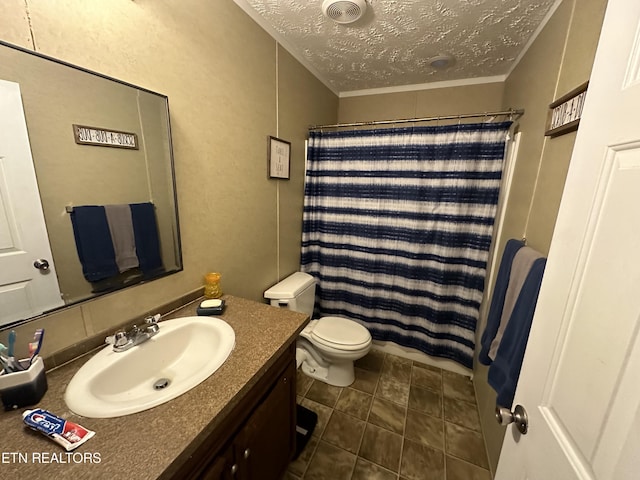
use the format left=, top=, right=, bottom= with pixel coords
left=264, top=272, right=316, bottom=316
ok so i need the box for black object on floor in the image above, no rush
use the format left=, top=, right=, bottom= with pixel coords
left=293, top=404, right=318, bottom=460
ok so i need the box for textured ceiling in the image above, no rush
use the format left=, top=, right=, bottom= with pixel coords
left=233, top=0, right=559, bottom=94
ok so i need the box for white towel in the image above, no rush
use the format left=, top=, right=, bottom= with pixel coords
left=104, top=204, right=139, bottom=273
left=488, top=246, right=543, bottom=361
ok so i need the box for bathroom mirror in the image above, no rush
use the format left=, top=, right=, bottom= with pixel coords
left=0, top=40, right=182, bottom=328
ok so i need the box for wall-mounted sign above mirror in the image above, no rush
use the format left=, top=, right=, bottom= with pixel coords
left=73, top=124, right=139, bottom=149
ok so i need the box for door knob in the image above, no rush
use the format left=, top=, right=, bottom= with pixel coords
left=495, top=404, right=529, bottom=434
left=33, top=259, right=50, bottom=271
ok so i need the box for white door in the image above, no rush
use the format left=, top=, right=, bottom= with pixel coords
left=0, top=79, right=63, bottom=326
left=495, top=0, right=640, bottom=478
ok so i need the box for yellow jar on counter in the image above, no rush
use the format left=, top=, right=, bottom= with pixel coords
left=204, top=272, right=223, bottom=299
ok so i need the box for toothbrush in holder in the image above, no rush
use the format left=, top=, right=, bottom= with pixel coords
left=28, top=329, right=45, bottom=366
left=6, top=330, right=22, bottom=372
left=0, top=343, right=9, bottom=373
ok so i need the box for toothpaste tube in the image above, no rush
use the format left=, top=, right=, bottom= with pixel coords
left=22, top=408, right=95, bottom=451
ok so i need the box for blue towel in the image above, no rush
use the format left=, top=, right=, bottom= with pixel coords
left=488, top=257, right=546, bottom=408
left=70, top=206, right=119, bottom=282
left=130, top=202, right=163, bottom=275
left=479, top=239, right=525, bottom=365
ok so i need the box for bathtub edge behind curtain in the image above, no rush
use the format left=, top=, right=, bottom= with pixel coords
left=300, top=122, right=512, bottom=368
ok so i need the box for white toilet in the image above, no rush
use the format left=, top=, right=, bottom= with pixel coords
left=264, top=272, right=372, bottom=387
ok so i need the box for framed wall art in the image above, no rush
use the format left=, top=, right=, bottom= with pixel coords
left=268, top=136, right=291, bottom=179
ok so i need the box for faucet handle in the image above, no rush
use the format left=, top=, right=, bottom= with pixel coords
left=144, top=314, right=161, bottom=335
left=145, top=323, right=159, bottom=335
left=106, top=331, right=129, bottom=347
left=115, top=331, right=129, bottom=346
left=144, top=314, right=161, bottom=325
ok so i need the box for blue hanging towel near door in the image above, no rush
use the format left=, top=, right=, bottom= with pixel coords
left=478, top=239, right=525, bottom=364
left=479, top=238, right=546, bottom=408
left=488, top=257, right=545, bottom=407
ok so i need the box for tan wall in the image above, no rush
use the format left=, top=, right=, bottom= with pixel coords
left=473, top=0, right=608, bottom=474
left=276, top=46, right=339, bottom=280
left=0, top=0, right=337, bottom=359
left=338, top=82, right=505, bottom=123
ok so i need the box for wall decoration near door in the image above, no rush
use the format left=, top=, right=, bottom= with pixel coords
left=301, top=121, right=512, bottom=368
left=545, top=82, right=588, bottom=137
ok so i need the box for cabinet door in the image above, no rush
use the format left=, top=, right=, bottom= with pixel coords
left=199, top=443, right=234, bottom=480
left=236, top=360, right=296, bottom=480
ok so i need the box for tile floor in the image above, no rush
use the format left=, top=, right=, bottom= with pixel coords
left=284, top=349, right=491, bottom=480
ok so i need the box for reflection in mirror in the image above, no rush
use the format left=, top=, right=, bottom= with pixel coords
left=0, top=41, right=182, bottom=328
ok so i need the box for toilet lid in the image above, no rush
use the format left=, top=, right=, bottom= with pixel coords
left=311, top=316, right=371, bottom=347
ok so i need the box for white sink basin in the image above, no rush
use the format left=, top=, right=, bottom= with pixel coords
left=65, top=316, right=235, bottom=418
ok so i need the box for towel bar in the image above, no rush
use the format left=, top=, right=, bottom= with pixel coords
left=65, top=203, right=155, bottom=213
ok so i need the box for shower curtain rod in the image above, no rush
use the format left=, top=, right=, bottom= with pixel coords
left=308, top=108, right=524, bottom=130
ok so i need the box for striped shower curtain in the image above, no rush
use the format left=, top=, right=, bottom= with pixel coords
left=301, top=122, right=512, bottom=368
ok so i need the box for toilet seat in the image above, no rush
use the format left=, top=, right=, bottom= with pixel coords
left=309, top=316, right=371, bottom=352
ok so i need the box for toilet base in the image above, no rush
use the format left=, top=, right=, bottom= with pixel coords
left=298, top=353, right=355, bottom=387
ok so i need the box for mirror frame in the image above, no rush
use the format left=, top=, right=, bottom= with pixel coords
left=0, top=40, right=183, bottom=329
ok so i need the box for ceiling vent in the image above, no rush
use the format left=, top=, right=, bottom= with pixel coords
left=428, top=54, right=456, bottom=70
left=322, top=0, right=367, bottom=24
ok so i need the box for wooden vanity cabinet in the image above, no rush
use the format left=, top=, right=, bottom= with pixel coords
left=233, top=360, right=296, bottom=479
left=170, top=343, right=297, bottom=480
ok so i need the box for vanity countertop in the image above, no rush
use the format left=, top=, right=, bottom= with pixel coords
left=0, top=295, right=308, bottom=479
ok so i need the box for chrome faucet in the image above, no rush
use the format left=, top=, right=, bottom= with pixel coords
left=105, top=314, right=161, bottom=352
